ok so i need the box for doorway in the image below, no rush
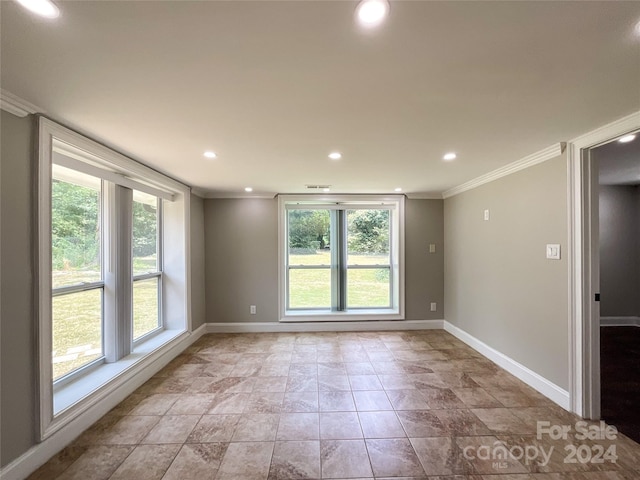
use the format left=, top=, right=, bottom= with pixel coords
left=593, top=134, right=640, bottom=443
left=568, top=112, right=639, bottom=423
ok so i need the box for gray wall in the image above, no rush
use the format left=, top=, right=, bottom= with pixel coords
left=599, top=185, right=640, bottom=317
left=444, top=156, right=569, bottom=389
left=190, top=193, right=206, bottom=329
left=1, top=111, right=36, bottom=467
left=405, top=199, right=444, bottom=319
left=203, top=198, right=444, bottom=323
left=204, top=198, right=280, bottom=323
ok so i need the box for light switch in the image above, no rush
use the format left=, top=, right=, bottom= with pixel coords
left=484, top=209, right=490, bottom=221
left=546, top=244, right=561, bottom=260
left=429, top=244, right=436, bottom=253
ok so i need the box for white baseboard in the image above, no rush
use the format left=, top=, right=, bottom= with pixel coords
left=600, top=316, right=640, bottom=327
left=206, top=319, right=444, bottom=334
left=0, top=324, right=207, bottom=480
left=443, top=321, right=570, bottom=410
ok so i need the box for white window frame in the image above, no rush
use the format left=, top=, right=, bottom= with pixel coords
left=278, top=194, right=405, bottom=322
left=38, top=117, right=192, bottom=440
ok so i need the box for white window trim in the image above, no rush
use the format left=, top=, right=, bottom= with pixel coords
left=37, top=117, right=192, bottom=440
left=278, top=194, right=405, bottom=322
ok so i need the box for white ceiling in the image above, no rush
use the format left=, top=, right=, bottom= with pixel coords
left=2, top=1, right=639, bottom=197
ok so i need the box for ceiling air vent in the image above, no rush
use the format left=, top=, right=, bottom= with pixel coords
left=305, top=185, right=331, bottom=190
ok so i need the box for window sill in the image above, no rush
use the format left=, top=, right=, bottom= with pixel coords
left=53, top=328, right=185, bottom=416
left=280, top=309, right=403, bottom=322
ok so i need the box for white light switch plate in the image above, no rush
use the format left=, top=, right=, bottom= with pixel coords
left=546, top=244, right=561, bottom=260
left=484, top=209, right=490, bottom=221
left=429, top=244, right=436, bottom=253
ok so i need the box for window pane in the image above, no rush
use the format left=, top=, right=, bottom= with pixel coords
left=287, top=209, right=332, bottom=310
left=347, top=209, right=390, bottom=265
left=52, top=289, right=103, bottom=380
left=52, top=167, right=101, bottom=289
left=288, top=268, right=331, bottom=309
left=133, top=191, right=159, bottom=275
left=347, top=268, right=390, bottom=308
left=133, top=277, right=160, bottom=340
left=288, top=209, right=331, bottom=265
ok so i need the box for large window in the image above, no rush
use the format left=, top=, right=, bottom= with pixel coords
left=50, top=159, right=166, bottom=385
left=280, top=196, right=404, bottom=320
left=39, top=118, right=191, bottom=440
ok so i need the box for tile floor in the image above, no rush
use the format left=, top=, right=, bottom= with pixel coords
left=28, top=330, right=640, bottom=479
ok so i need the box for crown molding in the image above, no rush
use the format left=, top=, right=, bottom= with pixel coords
left=190, top=187, right=208, bottom=198
left=569, top=110, right=640, bottom=149
left=203, top=192, right=277, bottom=199
left=442, top=142, right=565, bottom=199
left=199, top=191, right=443, bottom=200
left=0, top=89, right=42, bottom=117
left=405, top=192, right=444, bottom=200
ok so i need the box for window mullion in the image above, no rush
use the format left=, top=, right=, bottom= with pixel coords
left=340, top=210, right=348, bottom=311
left=329, top=210, right=351, bottom=312
left=103, top=183, right=133, bottom=362
left=157, top=198, right=164, bottom=329
left=330, top=211, right=340, bottom=311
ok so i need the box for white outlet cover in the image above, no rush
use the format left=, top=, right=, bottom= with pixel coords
left=483, top=209, right=490, bottom=221
left=429, top=244, right=436, bottom=253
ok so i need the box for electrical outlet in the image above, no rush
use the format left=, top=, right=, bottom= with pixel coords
left=250, top=305, right=256, bottom=315
left=484, top=209, right=490, bottom=221
left=429, top=244, right=436, bottom=253
left=430, top=302, right=437, bottom=312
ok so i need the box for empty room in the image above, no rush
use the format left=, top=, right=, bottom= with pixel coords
left=2, top=1, right=640, bottom=479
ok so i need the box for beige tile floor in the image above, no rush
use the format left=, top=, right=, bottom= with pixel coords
left=29, top=330, right=640, bottom=479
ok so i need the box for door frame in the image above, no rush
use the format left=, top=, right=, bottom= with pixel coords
left=568, top=111, right=640, bottom=419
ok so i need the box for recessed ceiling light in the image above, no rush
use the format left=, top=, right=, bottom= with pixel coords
left=394, top=187, right=402, bottom=192
left=618, top=134, right=636, bottom=143
left=443, top=152, right=457, bottom=161
left=328, top=152, right=342, bottom=160
left=244, top=187, right=253, bottom=192
left=203, top=151, right=217, bottom=159
left=355, top=0, right=390, bottom=27
left=15, top=0, right=60, bottom=18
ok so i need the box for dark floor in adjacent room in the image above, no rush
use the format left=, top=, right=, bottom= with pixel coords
left=601, top=326, right=640, bottom=444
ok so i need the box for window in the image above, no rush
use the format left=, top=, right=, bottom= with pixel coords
left=50, top=157, right=168, bottom=386
left=132, top=190, right=162, bottom=341
left=38, top=118, right=191, bottom=439
left=52, top=167, right=104, bottom=381
left=279, top=195, right=404, bottom=321
left=347, top=209, right=391, bottom=308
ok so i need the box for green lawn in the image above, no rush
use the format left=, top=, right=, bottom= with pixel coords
left=288, top=252, right=390, bottom=309
left=52, top=264, right=159, bottom=380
